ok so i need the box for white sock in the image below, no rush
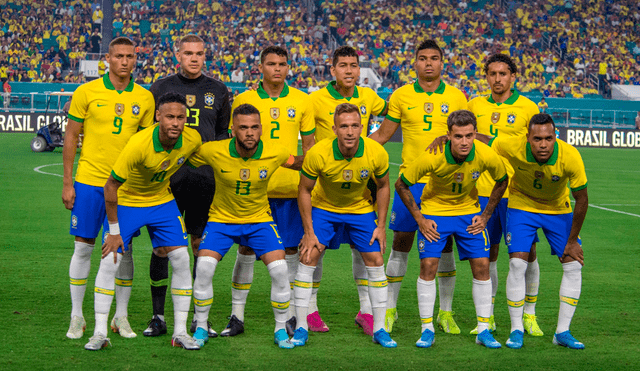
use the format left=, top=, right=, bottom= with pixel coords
left=473, top=278, right=492, bottom=333
left=267, top=259, right=290, bottom=332
left=93, top=253, right=122, bottom=336
left=524, top=258, right=540, bottom=315
left=168, top=247, right=192, bottom=336
left=386, top=249, right=409, bottom=309
left=309, top=254, right=323, bottom=314
left=437, top=251, right=456, bottom=312
left=294, top=263, right=315, bottom=331
left=506, top=258, right=527, bottom=333
left=352, top=249, right=372, bottom=314
left=231, top=250, right=255, bottom=322
left=69, top=241, right=94, bottom=318
left=365, top=265, right=388, bottom=333
left=193, top=256, right=218, bottom=331
left=489, top=261, right=498, bottom=315
left=556, top=261, right=582, bottom=334
left=285, top=252, right=299, bottom=318
left=417, top=278, right=436, bottom=332
left=114, top=245, right=133, bottom=319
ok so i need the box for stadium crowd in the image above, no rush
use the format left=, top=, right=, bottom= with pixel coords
left=0, top=0, right=639, bottom=99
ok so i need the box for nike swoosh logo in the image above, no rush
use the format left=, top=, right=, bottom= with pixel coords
left=517, top=166, right=526, bottom=171
left=329, top=112, right=334, bottom=115
left=408, top=106, right=417, bottom=110
left=184, top=235, right=188, bottom=240
left=325, top=173, right=333, bottom=177
left=477, top=114, right=486, bottom=118
left=435, top=174, right=445, bottom=177
left=484, top=247, right=490, bottom=251
left=97, top=104, right=107, bottom=107
left=221, top=169, right=232, bottom=173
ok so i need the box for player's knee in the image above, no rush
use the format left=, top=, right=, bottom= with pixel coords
left=73, top=241, right=94, bottom=260
left=194, top=256, right=218, bottom=284
left=99, top=254, right=122, bottom=276
left=266, top=259, right=288, bottom=288
left=167, top=246, right=190, bottom=272
left=509, top=258, right=528, bottom=277
left=562, top=260, right=582, bottom=274
left=419, top=258, right=438, bottom=281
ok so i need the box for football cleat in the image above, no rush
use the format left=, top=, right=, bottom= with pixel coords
left=384, top=308, right=398, bottom=333
left=476, top=329, right=502, bottom=349
left=190, top=319, right=218, bottom=338
left=110, top=316, right=137, bottom=338
left=506, top=329, right=524, bottom=349
left=553, top=330, right=585, bottom=350
left=143, top=316, right=168, bottom=337
left=171, top=334, right=200, bottom=350
left=274, top=329, right=294, bottom=349
left=220, top=315, right=244, bottom=337
left=372, top=328, right=397, bottom=348
left=470, top=315, right=496, bottom=335
left=523, top=313, right=544, bottom=336
left=285, top=316, right=297, bottom=337
left=290, top=327, right=309, bottom=347
left=307, top=311, right=329, bottom=332
left=193, top=327, right=209, bottom=347
left=416, top=328, right=435, bottom=348
left=436, top=311, right=460, bottom=334
left=355, top=311, right=374, bottom=336
left=66, top=315, right=86, bottom=339
left=84, top=334, right=111, bottom=351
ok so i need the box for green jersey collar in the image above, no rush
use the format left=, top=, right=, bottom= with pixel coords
left=256, top=81, right=289, bottom=100
left=526, top=141, right=558, bottom=165
left=487, top=89, right=520, bottom=106
left=152, top=125, right=183, bottom=153
left=327, top=80, right=360, bottom=100
left=103, top=72, right=134, bottom=93
left=333, top=137, right=365, bottom=161
left=444, top=141, right=476, bottom=164
left=229, top=137, right=264, bottom=160
left=413, top=80, right=446, bottom=96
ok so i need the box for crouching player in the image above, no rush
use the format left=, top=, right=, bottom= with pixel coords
left=86, top=93, right=202, bottom=350
left=292, top=102, right=396, bottom=348
left=395, top=110, right=507, bottom=349
left=188, top=104, right=303, bottom=349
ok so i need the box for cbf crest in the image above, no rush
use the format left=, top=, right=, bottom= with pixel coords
left=131, top=103, right=140, bottom=116
left=424, top=102, right=434, bottom=114
left=551, top=174, right=561, bottom=182
left=186, top=95, right=196, bottom=107
left=270, top=108, right=280, bottom=119
left=240, top=169, right=250, bottom=181
left=177, top=156, right=185, bottom=165
left=454, top=172, right=464, bottom=183
left=440, top=102, right=450, bottom=114
left=287, top=106, right=296, bottom=119
left=359, top=167, right=370, bottom=180
left=360, top=105, right=367, bottom=115
left=491, top=112, right=500, bottom=124
left=343, top=169, right=353, bottom=181
left=204, top=93, right=215, bottom=107
left=115, top=103, right=125, bottom=116
left=259, top=166, right=268, bottom=180
left=471, top=170, right=480, bottom=180
left=507, top=112, right=516, bottom=124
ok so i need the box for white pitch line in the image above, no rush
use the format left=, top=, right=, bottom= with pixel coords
left=34, top=163, right=64, bottom=178
left=390, top=162, right=401, bottom=166
left=598, top=204, right=640, bottom=207
left=590, top=204, right=640, bottom=218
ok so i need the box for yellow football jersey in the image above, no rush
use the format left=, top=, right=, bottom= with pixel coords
left=301, top=137, right=389, bottom=214
left=230, top=83, right=314, bottom=199
left=111, top=125, right=202, bottom=207
left=68, top=73, right=155, bottom=187
left=401, top=140, right=507, bottom=216
left=310, top=81, right=387, bottom=142
left=469, top=90, right=539, bottom=197
left=491, top=136, right=587, bottom=214
left=386, top=80, right=468, bottom=182
left=187, top=138, right=292, bottom=223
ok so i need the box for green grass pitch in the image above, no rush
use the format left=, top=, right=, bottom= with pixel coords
left=1, top=133, right=639, bottom=370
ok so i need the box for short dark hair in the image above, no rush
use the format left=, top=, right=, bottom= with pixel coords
left=447, top=110, right=477, bottom=131
left=483, top=53, right=517, bottom=74
left=177, top=34, right=204, bottom=51
left=333, top=102, right=361, bottom=125
left=233, top=103, right=261, bottom=121
left=415, top=39, right=443, bottom=59
left=528, top=113, right=556, bottom=130
left=157, top=92, right=186, bottom=109
left=109, top=36, right=135, bottom=52
left=332, top=46, right=359, bottom=67
left=260, top=45, right=288, bottom=64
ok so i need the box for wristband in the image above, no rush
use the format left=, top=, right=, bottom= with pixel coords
left=109, top=222, right=120, bottom=235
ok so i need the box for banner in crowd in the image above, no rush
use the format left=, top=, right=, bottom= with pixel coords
left=557, top=127, right=640, bottom=149
left=0, top=112, right=68, bottom=133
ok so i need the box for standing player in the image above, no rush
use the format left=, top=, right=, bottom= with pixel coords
left=307, top=45, right=388, bottom=335
left=292, top=103, right=396, bottom=348
left=467, top=53, right=541, bottom=335
left=147, top=34, right=230, bottom=337
left=189, top=104, right=303, bottom=349
left=484, top=114, right=588, bottom=349
left=220, top=46, right=314, bottom=338
left=85, top=93, right=202, bottom=350
left=369, top=40, right=467, bottom=333
left=62, top=37, right=154, bottom=340
left=396, top=110, right=507, bottom=349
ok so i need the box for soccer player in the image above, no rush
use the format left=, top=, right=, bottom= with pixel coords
left=189, top=104, right=303, bottom=349
left=369, top=39, right=468, bottom=333
left=147, top=34, right=230, bottom=338
left=396, top=110, right=507, bottom=349
left=291, top=102, right=396, bottom=348
left=307, top=45, right=388, bottom=335
left=85, top=92, right=202, bottom=350
left=62, top=37, right=154, bottom=340
left=221, top=46, right=314, bottom=338
left=489, top=113, right=588, bottom=350
left=467, top=53, right=541, bottom=335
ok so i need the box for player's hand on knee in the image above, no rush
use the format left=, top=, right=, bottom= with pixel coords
left=62, top=185, right=76, bottom=210
left=466, top=215, right=488, bottom=235
left=299, top=234, right=321, bottom=265
left=102, top=234, right=124, bottom=263
left=561, top=240, right=584, bottom=266
left=370, top=226, right=387, bottom=254
left=418, top=219, right=440, bottom=243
